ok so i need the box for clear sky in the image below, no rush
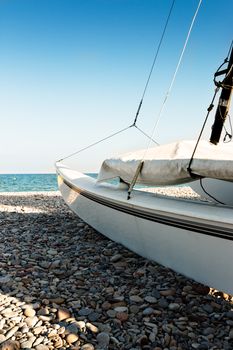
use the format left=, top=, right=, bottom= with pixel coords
left=0, top=0, right=232, bottom=173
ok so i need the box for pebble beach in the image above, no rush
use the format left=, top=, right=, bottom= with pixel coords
left=0, top=192, right=233, bottom=350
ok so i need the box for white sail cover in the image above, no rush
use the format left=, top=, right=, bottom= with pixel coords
left=97, top=140, right=233, bottom=186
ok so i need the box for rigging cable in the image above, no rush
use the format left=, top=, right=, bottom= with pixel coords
left=142, top=0, right=203, bottom=160
left=57, top=125, right=132, bottom=162
left=57, top=0, right=176, bottom=163
left=127, top=0, right=203, bottom=199
left=134, top=125, right=159, bottom=145
left=132, top=0, right=176, bottom=125
left=57, top=123, right=159, bottom=163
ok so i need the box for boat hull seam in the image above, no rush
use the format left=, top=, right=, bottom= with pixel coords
left=60, top=175, right=233, bottom=241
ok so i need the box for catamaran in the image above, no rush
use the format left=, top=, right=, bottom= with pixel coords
left=55, top=1, right=233, bottom=294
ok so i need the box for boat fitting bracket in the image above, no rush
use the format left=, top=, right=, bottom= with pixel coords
left=127, top=161, right=144, bottom=200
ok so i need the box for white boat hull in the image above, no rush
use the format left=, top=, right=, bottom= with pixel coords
left=190, top=178, right=233, bottom=206
left=56, top=163, right=233, bottom=295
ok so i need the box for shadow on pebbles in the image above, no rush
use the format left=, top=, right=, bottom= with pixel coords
left=0, top=192, right=233, bottom=350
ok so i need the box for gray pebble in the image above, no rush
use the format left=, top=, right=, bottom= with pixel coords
left=168, top=303, right=180, bottom=311
left=96, top=332, right=110, bottom=349
left=142, top=307, right=154, bottom=316
left=158, top=298, right=168, bottom=308
left=78, top=308, right=92, bottom=316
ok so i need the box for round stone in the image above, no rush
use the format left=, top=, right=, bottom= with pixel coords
left=86, top=322, right=99, bottom=333
left=81, top=344, right=95, bottom=350
left=116, top=312, right=128, bottom=322
left=168, top=303, right=180, bottom=311
left=144, top=296, right=157, bottom=303
left=24, top=307, right=36, bottom=317
left=114, top=306, right=128, bottom=313
left=129, top=295, right=143, bottom=303
left=106, top=310, right=116, bottom=318
left=142, top=307, right=154, bottom=316
left=97, top=332, right=110, bottom=349
left=66, top=333, right=79, bottom=344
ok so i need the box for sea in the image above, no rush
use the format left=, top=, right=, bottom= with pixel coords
left=0, top=173, right=98, bottom=192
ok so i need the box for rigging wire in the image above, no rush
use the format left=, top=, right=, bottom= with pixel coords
left=142, top=0, right=203, bottom=160
left=134, top=125, right=159, bottom=145
left=57, top=124, right=159, bottom=163
left=57, top=125, right=133, bottom=162
left=132, top=0, right=176, bottom=125
left=57, top=1, right=176, bottom=163
left=127, top=0, right=203, bottom=199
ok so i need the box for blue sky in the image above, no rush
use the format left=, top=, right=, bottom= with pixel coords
left=0, top=0, right=232, bottom=173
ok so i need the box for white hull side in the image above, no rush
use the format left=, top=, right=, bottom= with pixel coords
left=56, top=164, right=233, bottom=295
left=190, top=178, right=233, bottom=206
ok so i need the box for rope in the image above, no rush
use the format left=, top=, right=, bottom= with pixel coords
left=133, top=0, right=176, bottom=125
left=142, top=0, right=203, bottom=160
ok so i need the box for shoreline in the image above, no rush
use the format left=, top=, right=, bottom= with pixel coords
left=0, top=191, right=60, bottom=196
left=0, top=192, right=232, bottom=349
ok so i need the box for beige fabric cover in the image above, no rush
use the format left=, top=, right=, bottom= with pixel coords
left=97, top=140, right=233, bottom=186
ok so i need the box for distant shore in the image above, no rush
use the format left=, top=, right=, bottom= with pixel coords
left=0, top=192, right=232, bottom=350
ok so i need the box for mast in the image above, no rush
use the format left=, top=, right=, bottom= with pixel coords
left=210, top=46, right=233, bottom=145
